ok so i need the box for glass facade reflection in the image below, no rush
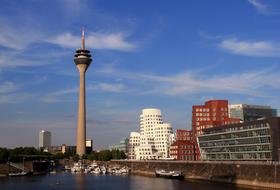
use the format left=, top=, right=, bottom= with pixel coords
left=198, top=117, right=280, bottom=161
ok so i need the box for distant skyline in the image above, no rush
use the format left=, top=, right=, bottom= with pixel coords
left=0, top=0, right=280, bottom=149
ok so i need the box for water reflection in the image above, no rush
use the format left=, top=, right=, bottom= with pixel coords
left=74, top=174, right=86, bottom=190
left=0, top=173, right=265, bottom=190
left=129, top=176, right=175, bottom=190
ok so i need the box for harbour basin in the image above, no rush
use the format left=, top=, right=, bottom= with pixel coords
left=0, top=173, right=264, bottom=190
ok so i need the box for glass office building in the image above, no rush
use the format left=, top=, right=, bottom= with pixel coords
left=109, top=138, right=129, bottom=154
left=229, top=104, right=277, bottom=122
left=198, top=117, right=280, bottom=161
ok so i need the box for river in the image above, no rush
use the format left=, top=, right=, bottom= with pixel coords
left=0, top=173, right=264, bottom=190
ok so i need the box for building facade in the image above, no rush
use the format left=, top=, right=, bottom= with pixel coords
left=176, top=129, right=193, bottom=141
left=192, top=100, right=240, bottom=160
left=170, top=140, right=195, bottom=160
left=170, top=129, right=195, bottom=160
left=39, top=130, right=51, bottom=151
left=86, top=139, right=93, bottom=154
left=198, top=117, right=280, bottom=161
left=129, top=108, right=173, bottom=160
left=229, top=104, right=277, bottom=122
left=128, top=132, right=140, bottom=160
left=51, top=144, right=76, bottom=154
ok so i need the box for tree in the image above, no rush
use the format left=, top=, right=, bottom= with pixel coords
left=0, top=148, right=9, bottom=163
left=72, top=154, right=80, bottom=162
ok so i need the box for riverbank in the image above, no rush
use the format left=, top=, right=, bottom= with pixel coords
left=110, top=160, right=280, bottom=189
left=1, top=159, right=279, bottom=189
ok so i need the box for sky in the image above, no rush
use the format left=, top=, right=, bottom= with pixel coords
left=0, top=0, right=280, bottom=149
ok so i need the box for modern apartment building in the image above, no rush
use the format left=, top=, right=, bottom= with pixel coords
left=198, top=117, right=280, bottom=161
left=192, top=100, right=240, bottom=160
left=229, top=104, right=277, bottom=122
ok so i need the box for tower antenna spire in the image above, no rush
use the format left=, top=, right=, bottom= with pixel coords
left=81, top=27, right=85, bottom=50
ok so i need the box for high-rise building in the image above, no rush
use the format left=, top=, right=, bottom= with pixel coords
left=74, top=28, right=92, bottom=156
left=229, top=104, right=277, bottom=122
left=192, top=100, right=240, bottom=160
left=130, top=108, right=173, bottom=160
left=39, top=130, right=51, bottom=151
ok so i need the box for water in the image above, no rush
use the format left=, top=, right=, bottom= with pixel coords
left=0, top=173, right=263, bottom=190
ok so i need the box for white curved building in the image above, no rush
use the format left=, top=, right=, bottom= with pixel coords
left=130, top=108, right=173, bottom=160
left=128, top=132, right=140, bottom=160
left=154, top=123, right=172, bottom=158
left=140, top=108, right=163, bottom=137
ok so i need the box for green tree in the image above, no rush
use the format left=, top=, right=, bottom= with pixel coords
left=72, top=154, right=80, bottom=162
left=0, top=148, right=9, bottom=163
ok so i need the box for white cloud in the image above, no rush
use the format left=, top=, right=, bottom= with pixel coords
left=219, top=38, right=280, bottom=57
left=0, top=19, right=136, bottom=70
left=0, top=51, right=71, bottom=68
left=0, top=81, right=35, bottom=104
left=0, top=17, right=137, bottom=52
left=0, top=20, right=43, bottom=50
left=0, top=93, right=32, bottom=104
left=248, top=0, right=269, bottom=14
left=96, top=66, right=280, bottom=98
left=41, top=87, right=78, bottom=103
left=94, top=83, right=125, bottom=92
left=42, top=82, right=126, bottom=103
left=47, top=32, right=137, bottom=51
left=0, top=82, right=17, bottom=94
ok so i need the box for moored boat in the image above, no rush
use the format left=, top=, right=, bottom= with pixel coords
left=155, top=169, right=184, bottom=179
left=8, top=171, right=28, bottom=177
left=71, top=161, right=84, bottom=174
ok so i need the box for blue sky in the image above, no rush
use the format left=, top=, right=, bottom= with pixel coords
left=0, top=0, right=280, bottom=149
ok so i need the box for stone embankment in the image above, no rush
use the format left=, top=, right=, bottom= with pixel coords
left=110, top=160, right=280, bottom=189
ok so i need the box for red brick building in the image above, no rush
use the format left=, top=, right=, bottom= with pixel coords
left=169, top=130, right=195, bottom=160
left=176, top=129, right=193, bottom=141
left=170, top=140, right=195, bottom=160
left=192, top=100, right=240, bottom=160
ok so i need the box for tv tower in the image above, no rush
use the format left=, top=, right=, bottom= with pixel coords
left=74, top=28, right=92, bottom=156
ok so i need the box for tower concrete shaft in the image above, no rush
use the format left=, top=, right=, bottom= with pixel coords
left=76, top=64, right=88, bottom=156
left=74, top=28, right=92, bottom=157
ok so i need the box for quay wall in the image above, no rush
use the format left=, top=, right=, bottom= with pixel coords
left=110, top=160, right=280, bottom=189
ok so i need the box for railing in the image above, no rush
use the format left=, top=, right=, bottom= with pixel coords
left=8, top=162, right=25, bottom=171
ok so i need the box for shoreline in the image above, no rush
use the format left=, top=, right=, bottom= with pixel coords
left=1, top=160, right=279, bottom=189
left=130, top=170, right=279, bottom=189
left=110, top=160, right=280, bottom=189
